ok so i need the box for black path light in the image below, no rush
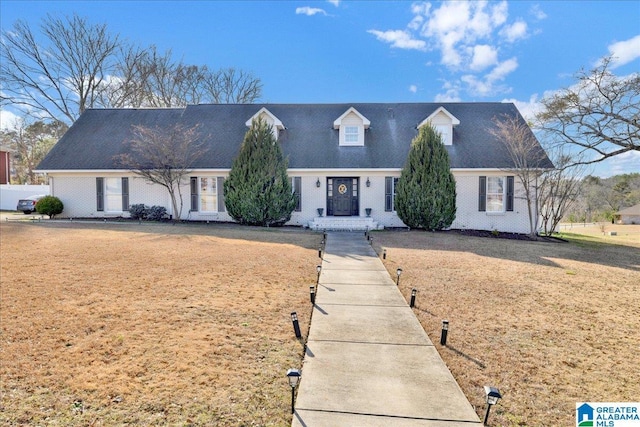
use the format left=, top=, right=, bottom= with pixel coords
left=410, top=288, right=417, bottom=308
left=396, top=268, right=403, bottom=285
left=483, top=386, right=502, bottom=425
left=383, top=248, right=387, bottom=259
left=316, top=265, right=322, bottom=283
left=440, top=320, right=449, bottom=345
left=286, top=368, right=301, bottom=414
left=310, top=286, right=316, bottom=305
left=318, top=246, right=322, bottom=258
left=291, top=312, right=302, bottom=339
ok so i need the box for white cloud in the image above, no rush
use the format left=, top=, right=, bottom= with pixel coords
left=470, top=44, right=498, bottom=71
left=462, top=57, right=518, bottom=96
left=367, top=29, right=427, bottom=51
left=607, top=35, right=640, bottom=68
left=487, top=57, right=518, bottom=81
left=434, top=80, right=462, bottom=102
left=501, top=94, right=542, bottom=121
left=500, top=20, right=528, bottom=43
left=368, top=1, right=535, bottom=97
left=409, top=85, right=418, bottom=93
left=295, top=6, right=327, bottom=16
left=592, top=150, right=640, bottom=178
left=529, top=4, right=547, bottom=20
left=0, top=109, right=20, bottom=131
left=327, top=0, right=340, bottom=6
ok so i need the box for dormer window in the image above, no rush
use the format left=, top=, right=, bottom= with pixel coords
left=334, top=107, right=370, bottom=146
left=245, top=107, right=284, bottom=140
left=345, top=126, right=359, bottom=143
left=418, top=106, right=459, bottom=145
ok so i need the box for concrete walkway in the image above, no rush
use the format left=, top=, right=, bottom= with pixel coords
left=292, top=232, right=482, bottom=427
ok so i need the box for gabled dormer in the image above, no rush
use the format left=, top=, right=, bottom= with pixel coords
left=333, top=107, right=370, bottom=146
left=418, top=106, right=460, bottom=145
left=245, top=107, right=284, bottom=140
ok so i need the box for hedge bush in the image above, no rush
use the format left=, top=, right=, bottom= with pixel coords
left=129, top=204, right=147, bottom=220
left=127, top=204, right=168, bottom=221
left=36, top=196, right=64, bottom=218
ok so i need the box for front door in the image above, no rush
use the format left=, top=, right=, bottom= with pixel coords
left=333, top=178, right=352, bottom=216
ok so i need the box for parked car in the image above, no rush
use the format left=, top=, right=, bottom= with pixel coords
left=16, top=195, right=47, bottom=214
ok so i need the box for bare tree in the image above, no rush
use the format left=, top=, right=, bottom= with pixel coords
left=538, top=149, right=587, bottom=235
left=115, top=124, right=207, bottom=219
left=203, top=68, right=263, bottom=104
left=0, top=118, right=67, bottom=183
left=2, top=14, right=262, bottom=122
left=535, top=56, right=640, bottom=166
left=489, top=114, right=552, bottom=236
left=1, top=14, right=119, bottom=124
left=99, top=47, right=262, bottom=108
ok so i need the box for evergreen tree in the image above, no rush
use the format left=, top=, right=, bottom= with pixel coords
left=395, top=124, right=457, bottom=230
left=224, top=118, right=296, bottom=226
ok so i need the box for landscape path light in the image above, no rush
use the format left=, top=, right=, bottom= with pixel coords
left=291, top=312, right=302, bottom=339
left=310, top=286, right=316, bottom=305
left=440, top=320, right=449, bottom=345
left=410, top=288, right=417, bottom=308
left=316, top=265, right=322, bottom=283
left=396, top=268, right=402, bottom=286
left=483, top=386, right=502, bottom=425
left=286, top=368, right=301, bottom=414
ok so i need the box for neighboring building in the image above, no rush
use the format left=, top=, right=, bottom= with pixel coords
left=36, top=103, right=553, bottom=232
left=616, top=203, right=640, bottom=224
left=0, top=145, right=11, bottom=184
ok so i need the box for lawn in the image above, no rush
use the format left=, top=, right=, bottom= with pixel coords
left=0, top=221, right=319, bottom=426
left=1, top=220, right=638, bottom=426
left=375, top=224, right=640, bottom=426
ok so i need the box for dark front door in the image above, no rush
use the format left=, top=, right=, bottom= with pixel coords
left=333, top=178, right=352, bottom=216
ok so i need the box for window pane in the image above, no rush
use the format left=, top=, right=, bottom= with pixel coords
left=105, top=177, right=122, bottom=212
left=200, top=176, right=218, bottom=212
left=345, top=126, right=358, bottom=142
left=486, top=177, right=504, bottom=212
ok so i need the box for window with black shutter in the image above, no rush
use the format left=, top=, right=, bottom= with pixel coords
left=478, top=176, right=486, bottom=212
left=292, top=177, right=301, bottom=212
left=96, top=177, right=104, bottom=212
left=121, top=177, right=129, bottom=211
left=217, top=177, right=226, bottom=212
left=385, top=177, right=393, bottom=212
left=506, top=176, right=514, bottom=212
left=190, top=177, right=198, bottom=211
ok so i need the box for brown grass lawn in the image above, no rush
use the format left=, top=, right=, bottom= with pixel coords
left=376, top=224, right=640, bottom=426
left=1, top=220, right=638, bottom=427
left=0, top=221, right=319, bottom=426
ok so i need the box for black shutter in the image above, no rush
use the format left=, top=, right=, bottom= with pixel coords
left=121, top=177, right=129, bottom=211
left=385, top=177, right=393, bottom=212
left=478, top=176, right=486, bottom=212
left=506, top=176, right=514, bottom=212
left=293, top=177, right=301, bottom=212
left=217, top=177, right=226, bottom=212
left=96, top=177, right=104, bottom=212
left=190, top=177, right=198, bottom=212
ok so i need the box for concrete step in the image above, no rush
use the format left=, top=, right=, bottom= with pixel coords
left=308, top=216, right=381, bottom=231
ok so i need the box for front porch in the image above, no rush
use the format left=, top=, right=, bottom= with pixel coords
left=308, top=216, right=381, bottom=231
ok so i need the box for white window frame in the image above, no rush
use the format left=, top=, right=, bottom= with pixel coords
left=486, top=176, right=505, bottom=213
left=344, top=126, right=359, bottom=144
left=199, top=176, right=218, bottom=213
left=104, top=177, right=123, bottom=213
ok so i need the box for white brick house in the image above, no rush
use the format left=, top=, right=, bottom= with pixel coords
left=37, top=103, right=553, bottom=233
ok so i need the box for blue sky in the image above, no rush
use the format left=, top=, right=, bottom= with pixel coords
left=1, top=0, right=639, bottom=177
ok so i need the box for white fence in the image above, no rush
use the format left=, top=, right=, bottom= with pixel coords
left=0, top=184, right=50, bottom=211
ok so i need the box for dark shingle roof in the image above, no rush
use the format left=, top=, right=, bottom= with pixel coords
left=37, top=103, right=553, bottom=171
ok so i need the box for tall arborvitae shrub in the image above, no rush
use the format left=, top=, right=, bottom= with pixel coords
left=395, top=124, right=457, bottom=230
left=224, top=118, right=296, bottom=226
